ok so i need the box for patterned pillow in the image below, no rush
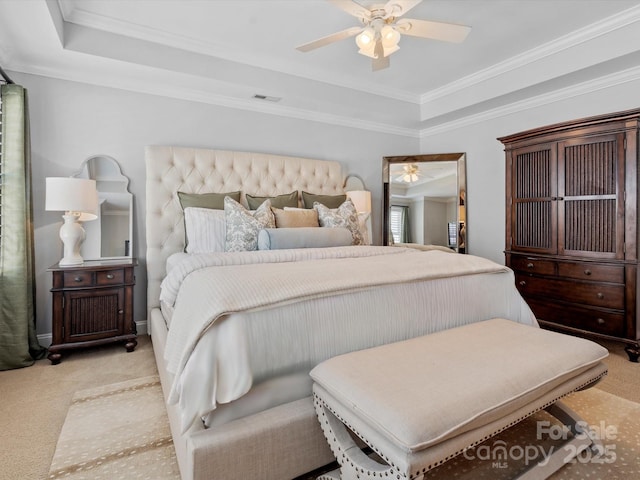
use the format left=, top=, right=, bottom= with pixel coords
left=224, top=197, right=275, bottom=251
left=313, top=199, right=364, bottom=245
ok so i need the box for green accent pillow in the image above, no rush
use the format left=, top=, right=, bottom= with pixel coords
left=246, top=191, right=298, bottom=210
left=178, top=191, right=241, bottom=210
left=302, top=191, right=347, bottom=209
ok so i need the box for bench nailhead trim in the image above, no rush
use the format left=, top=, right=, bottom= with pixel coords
left=314, top=370, right=605, bottom=479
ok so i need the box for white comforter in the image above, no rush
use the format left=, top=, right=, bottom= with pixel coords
left=163, top=247, right=536, bottom=432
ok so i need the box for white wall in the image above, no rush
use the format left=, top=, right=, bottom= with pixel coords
left=17, top=70, right=640, bottom=338
left=420, top=78, right=640, bottom=264
left=15, top=72, right=418, bottom=337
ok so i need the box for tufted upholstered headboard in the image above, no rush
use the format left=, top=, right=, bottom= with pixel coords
left=145, top=145, right=345, bottom=316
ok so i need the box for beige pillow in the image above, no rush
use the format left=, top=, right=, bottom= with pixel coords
left=273, top=207, right=319, bottom=228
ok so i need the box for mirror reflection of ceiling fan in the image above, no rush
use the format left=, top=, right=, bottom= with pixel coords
left=395, top=163, right=422, bottom=183
left=296, top=0, right=471, bottom=71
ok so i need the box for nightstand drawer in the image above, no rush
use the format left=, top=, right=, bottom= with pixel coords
left=97, top=269, right=125, bottom=286
left=63, top=271, right=94, bottom=287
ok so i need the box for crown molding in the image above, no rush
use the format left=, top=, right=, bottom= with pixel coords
left=8, top=60, right=419, bottom=138
left=420, top=4, right=640, bottom=104
left=419, top=63, right=640, bottom=138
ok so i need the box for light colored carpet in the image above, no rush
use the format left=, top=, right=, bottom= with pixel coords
left=1, top=333, right=637, bottom=480
left=49, top=377, right=640, bottom=480
left=48, top=375, right=179, bottom=479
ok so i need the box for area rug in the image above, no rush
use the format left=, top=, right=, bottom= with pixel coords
left=48, top=375, right=180, bottom=479
left=50, top=378, right=639, bottom=480
left=423, top=387, right=640, bottom=479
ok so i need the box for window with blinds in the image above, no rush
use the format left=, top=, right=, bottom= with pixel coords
left=390, top=205, right=404, bottom=243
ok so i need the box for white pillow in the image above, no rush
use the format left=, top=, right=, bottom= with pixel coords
left=224, top=197, right=275, bottom=251
left=184, top=207, right=226, bottom=253
left=313, top=199, right=365, bottom=245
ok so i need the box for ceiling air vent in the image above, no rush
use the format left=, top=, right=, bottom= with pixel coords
left=253, top=94, right=281, bottom=102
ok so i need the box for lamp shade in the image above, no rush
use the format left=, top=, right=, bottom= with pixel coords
left=46, top=177, right=98, bottom=221
left=346, top=190, right=372, bottom=213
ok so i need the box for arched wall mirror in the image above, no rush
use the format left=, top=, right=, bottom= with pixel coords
left=383, top=153, right=466, bottom=253
left=73, top=155, right=133, bottom=259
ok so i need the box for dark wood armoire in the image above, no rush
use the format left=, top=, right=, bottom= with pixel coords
left=500, top=108, right=640, bottom=362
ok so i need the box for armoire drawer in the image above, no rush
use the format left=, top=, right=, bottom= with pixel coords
left=515, top=274, right=624, bottom=310
left=526, top=298, right=625, bottom=337
left=557, top=261, right=624, bottom=284
left=509, top=256, right=555, bottom=276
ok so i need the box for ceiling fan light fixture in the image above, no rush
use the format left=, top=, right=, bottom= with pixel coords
left=381, top=25, right=400, bottom=47
left=400, top=172, right=419, bottom=183
left=355, top=27, right=376, bottom=49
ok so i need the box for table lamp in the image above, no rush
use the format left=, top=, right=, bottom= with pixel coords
left=346, top=190, right=372, bottom=245
left=45, top=177, right=98, bottom=266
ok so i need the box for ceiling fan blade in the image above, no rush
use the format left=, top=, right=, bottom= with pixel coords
left=396, top=18, right=471, bottom=43
left=328, top=0, right=372, bottom=21
left=383, top=0, right=422, bottom=18
left=296, top=26, right=362, bottom=52
left=372, top=41, right=390, bottom=71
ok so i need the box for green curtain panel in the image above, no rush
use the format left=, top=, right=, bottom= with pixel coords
left=0, top=84, right=45, bottom=370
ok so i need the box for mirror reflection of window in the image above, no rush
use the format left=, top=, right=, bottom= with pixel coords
left=390, top=205, right=410, bottom=243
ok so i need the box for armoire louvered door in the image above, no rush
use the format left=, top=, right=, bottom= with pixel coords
left=501, top=108, right=640, bottom=362
left=509, top=142, right=557, bottom=254
left=558, top=134, right=625, bottom=259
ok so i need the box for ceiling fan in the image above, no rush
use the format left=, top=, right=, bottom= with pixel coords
left=296, top=0, right=471, bottom=71
left=395, top=164, right=422, bottom=183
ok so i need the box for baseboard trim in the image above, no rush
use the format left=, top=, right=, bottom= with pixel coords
left=37, top=320, right=148, bottom=348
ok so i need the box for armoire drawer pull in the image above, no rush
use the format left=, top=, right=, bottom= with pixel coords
left=584, top=269, right=592, bottom=276
left=596, top=318, right=605, bottom=325
left=74, top=276, right=83, bottom=283
left=526, top=263, right=534, bottom=269
left=597, top=293, right=605, bottom=299
left=106, top=274, right=115, bottom=279
left=519, top=280, right=526, bottom=287
left=118, top=309, right=124, bottom=315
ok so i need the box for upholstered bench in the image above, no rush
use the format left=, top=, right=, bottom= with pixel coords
left=310, top=318, right=608, bottom=480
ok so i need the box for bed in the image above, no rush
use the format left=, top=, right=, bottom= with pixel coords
left=145, top=145, right=537, bottom=480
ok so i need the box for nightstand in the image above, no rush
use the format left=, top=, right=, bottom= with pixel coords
left=48, top=258, right=137, bottom=364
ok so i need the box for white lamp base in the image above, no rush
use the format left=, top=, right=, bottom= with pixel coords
left=59, top=213, right=86, bottom=266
